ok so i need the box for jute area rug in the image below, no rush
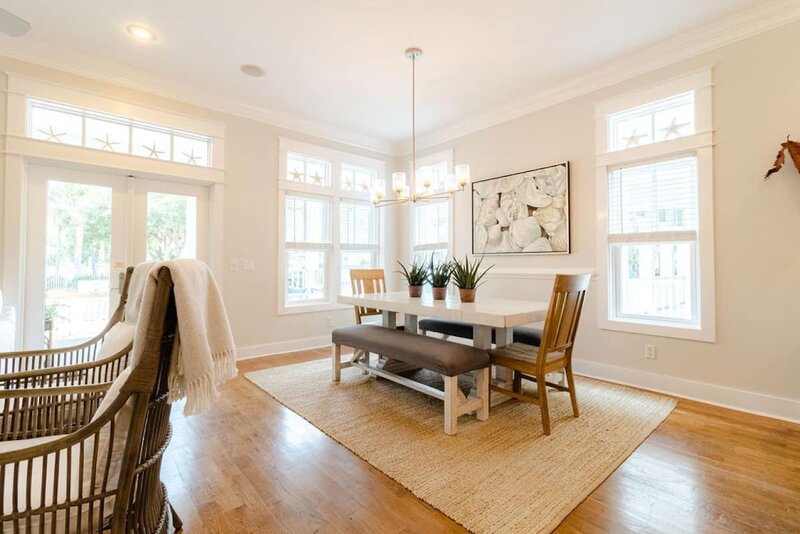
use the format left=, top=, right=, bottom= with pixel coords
left=245, top=359, right=676, bottom=533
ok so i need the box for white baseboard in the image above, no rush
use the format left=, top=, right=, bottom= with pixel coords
left=236, top=335, right=331, bottom=360
left=573, top=358, right=800, bottom=424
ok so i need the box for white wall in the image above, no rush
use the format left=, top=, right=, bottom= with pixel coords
left=401, top=21, right=800, bottom=420
left=0, top=55, right=397, bottom=357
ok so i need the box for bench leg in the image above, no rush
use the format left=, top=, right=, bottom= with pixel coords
left=332, top=344, right=342, bottom=383
left=474, top=367, right=489, bottom=421
left=444, top=375, right=459, bottom=435
left=361, top=351, right=370, bottom=374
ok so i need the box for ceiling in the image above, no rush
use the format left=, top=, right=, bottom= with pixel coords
left=0, top=0, right=771, bottom=149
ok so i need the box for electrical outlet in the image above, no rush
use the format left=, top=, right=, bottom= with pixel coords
left=242, top=259, right=255, bottom=271
left=645, top=344, right=657, bottom=360
left=325, top=316, right=332, bottom=328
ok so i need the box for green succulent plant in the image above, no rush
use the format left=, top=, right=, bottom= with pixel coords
left=396, top=260, right=429, bottom=286
left=428, top=258, right=452, bottom=288
left=451, top=255, right=493, bottom=290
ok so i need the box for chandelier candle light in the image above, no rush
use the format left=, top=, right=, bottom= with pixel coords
left=371, top=48, right=470, bottom=207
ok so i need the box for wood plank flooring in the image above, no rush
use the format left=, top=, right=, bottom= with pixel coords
left=162, top=349, right=800, bottom=533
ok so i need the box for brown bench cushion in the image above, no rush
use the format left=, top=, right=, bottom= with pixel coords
left=418, top=318, right=543, bottom=346
left=332, top=324, right=489, bottom=376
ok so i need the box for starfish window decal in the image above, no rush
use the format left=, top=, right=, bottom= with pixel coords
left=311, top=171, right=325, bottom=185
left=38, top=126, right=66, bottom=143
left=343, top=178, right=354, bottom=190
left=659, top=118, right=690, bottom=140
left=359, top=182, right=370, bottom=192
left=143, top=143, right=165, bottom=159
left=622, top=129, right=647, bottom=149
left=95, top=133, right=119, bottom=151
left=182, top=148, right=200, bottom=165
left=289, top=169, right=303, bottom=181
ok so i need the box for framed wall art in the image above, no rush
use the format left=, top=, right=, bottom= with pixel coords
left=472, top=162, right=569, bottom=255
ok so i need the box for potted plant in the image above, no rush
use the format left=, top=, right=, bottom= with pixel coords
left=396, top=260, right=428, bottom=298
left=428, top=258, right=452, bottom=301
left=451, top=255, right=493, bottom=303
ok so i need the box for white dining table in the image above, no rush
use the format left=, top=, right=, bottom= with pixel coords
left=337, top=291, right=550, bottom=394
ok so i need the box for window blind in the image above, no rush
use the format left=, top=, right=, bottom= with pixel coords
left=608, top=156, right=698, bottom=241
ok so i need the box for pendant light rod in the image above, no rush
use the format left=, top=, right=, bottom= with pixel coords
left=371, top=48, right=470, bottom=207
left=406, top=47, right=422, bottom=188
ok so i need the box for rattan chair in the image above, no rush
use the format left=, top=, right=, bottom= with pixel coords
left=488, top=273, right=590, bottom=435
left=0, top=267, right=135, bottom=376
left=0, top=266, right=181, bottom=533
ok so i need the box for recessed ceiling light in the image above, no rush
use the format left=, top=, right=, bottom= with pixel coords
left=126, top=25, right=157, bottom=42
left=240, top=64, right=265, bottom=77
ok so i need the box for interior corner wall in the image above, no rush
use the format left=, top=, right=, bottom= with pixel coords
left=0, top=55, right=392, bottom=357
left=403, top=21, right=800, bottom=419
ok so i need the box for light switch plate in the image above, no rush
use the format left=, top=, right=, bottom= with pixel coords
left=242, top=259, right=255, bottom=271
left=229, top=259, right=241, bottom=272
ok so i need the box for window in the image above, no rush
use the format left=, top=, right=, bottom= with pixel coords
left=341, top=163, right=377, bottom=193
left=412, top=201, right=450, bottom=263
left=410, top=151, right=453, bottom=263
left=278, top=138, right=385, bottom=313
left=28, top=98, right=213, bottom=167
left=285, top=194, right=331, bottom=304
left=596, top=70, right=715, bottom=341
left=340, top=200, right=379, bottom=294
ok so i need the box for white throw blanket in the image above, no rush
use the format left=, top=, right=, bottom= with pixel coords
left=123, top=261, right=156, bottom=325
left=133, top=259, right=238, bottom=415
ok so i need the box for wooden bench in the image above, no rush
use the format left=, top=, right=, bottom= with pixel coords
left=331, top=324, right=490, bottom=435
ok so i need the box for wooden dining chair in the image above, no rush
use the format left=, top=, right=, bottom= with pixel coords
left=349, top=269, right=390, bottom=325
left=488, top=273, right=591, bottom=435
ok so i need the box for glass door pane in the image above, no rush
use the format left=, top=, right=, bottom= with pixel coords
left=146, top=192, right=198, bottom=261
left=44, top=181, right=113, bottom=347
left=133, top=179, right=209, bottom=265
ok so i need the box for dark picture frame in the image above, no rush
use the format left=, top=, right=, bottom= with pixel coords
left=471, top=162, right=570, bottom=255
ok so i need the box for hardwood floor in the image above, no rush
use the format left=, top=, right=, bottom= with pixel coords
left=162, top=349, right=800, bottom=533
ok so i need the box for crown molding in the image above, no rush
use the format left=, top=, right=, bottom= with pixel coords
left=398, top=0, right=800, bottom=155
left=2, top=0, right=798, bottom=158
left=0, top=39, right=396, bottom=156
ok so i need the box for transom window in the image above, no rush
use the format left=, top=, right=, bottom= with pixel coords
left=596, top=70, right=715, bottom=342
left=608, top=92, right=695, bottom=151
left=341, top=163, right=377, bottom=193
left=278, top=138, right=385, bottom=313
left=28, top=98, right=212, bottom=167
left=286, top=153, right=331, bottom=186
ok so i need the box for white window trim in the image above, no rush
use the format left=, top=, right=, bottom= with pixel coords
left=409, top=149, right=454, bottom=262
left=595, top=69, right=716, bottom=342
left=3, top=73, right=226, bottom=184
left=278, top=138, right=386, bottom=315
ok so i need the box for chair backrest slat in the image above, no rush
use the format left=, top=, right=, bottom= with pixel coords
left=350, top=269, right=389, bottom=323
left=538, top=273, right=591, bottom=367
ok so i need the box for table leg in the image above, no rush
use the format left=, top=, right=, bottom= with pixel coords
left=382, top=312, right=421, bottom=374
left=382, top=311, right=397, bottom=329
left=404, top=314, right=418, bottom=334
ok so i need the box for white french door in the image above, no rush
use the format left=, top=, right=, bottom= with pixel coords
left=24, top=164, right=209, bottom=349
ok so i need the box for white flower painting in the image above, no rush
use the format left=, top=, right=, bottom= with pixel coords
left=472, top=163, right=570, bottom=255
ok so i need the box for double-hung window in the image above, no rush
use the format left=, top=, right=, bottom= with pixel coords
left=410, top=150, right=453, bottom=263
left=596, top=70, right=715, bottom=341
left=279, top=139, right=385, bottom=313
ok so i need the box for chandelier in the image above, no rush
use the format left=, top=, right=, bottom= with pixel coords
left=371, top=48, right=470, bottom=207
